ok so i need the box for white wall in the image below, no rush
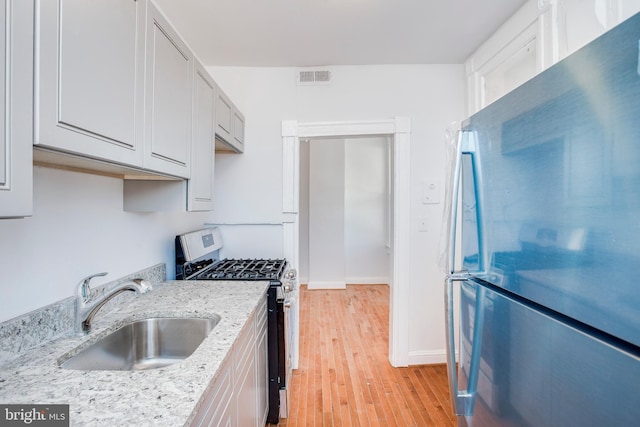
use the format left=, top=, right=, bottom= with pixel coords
left=0, top=166, right=215, bottom=323
left=301, top=136, right=390, bottom=287
left=308, top=138, right=346, bottom=289
left=207, top=64, right=464, bottom=364
left=299, top=140, right=310, bottom=283
left=344, top=136, right=390, bottom=284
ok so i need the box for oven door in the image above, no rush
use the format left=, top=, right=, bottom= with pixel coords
left=279, top=293, right=296, bottom=418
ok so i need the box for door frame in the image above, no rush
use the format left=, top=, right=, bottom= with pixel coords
left=282, top=117, right=411, bottom=367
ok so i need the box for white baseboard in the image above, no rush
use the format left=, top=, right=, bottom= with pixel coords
left=307, top=280, right=346, bottom=290
left=345, top=276, right=389, bottom=285
left=408, top=349, right=457, bottom=365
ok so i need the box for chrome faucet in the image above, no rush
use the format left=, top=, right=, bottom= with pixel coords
left=75, top=272, right=152, bottom=335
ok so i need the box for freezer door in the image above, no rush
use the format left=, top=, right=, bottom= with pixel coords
left=461, top=12, right=640, bottom=347
left=456, top=280, right=640, bottom=427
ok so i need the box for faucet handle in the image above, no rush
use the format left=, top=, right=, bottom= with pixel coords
left=77, top=272, right=108, bottom=301
left=133, top=278, right=153, bottom=293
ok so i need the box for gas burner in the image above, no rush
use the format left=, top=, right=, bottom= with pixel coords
left=195, top=258, right=287, bottom=281
left=183, top=259, right=214, bottom=277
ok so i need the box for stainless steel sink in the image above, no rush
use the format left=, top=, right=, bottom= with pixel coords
left=59, top=316, right=220, bottom=371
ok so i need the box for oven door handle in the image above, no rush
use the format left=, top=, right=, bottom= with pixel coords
left=283, top=296, right=294, bottom=308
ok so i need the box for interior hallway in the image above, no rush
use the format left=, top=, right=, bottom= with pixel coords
left=273, top=285, right=456, bottom=426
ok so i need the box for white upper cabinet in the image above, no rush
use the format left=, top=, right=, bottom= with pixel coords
left=143, top=1, right=193, bottom=178
left=558, top=0, right=640, bottom=59
left=233, top=109, right=246, bottom=148
left=465, top=1, right=542, bottom=114
left=215, top=88, right=233, bottom=143
left=0, top=0, right=34, bottom=218
left=466, top=0, right=640, bottom=115
left=35, top=0, right=145, bottom=166
left=188, top=60, right=216, bottom=211
left=215, top=85, right=245, bottom=153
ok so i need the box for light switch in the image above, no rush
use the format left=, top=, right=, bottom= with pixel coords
left=418, top=217, right=428, bottom=232
left=422, top=181, right=440, bottom=204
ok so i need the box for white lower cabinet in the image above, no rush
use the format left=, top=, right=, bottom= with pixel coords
left=191, top=293, right=268, bottom=427
left=0, top=0, right=34, bottom=218
left=235, top=317, right=258, bottom=427
left=255, top=299, right=269, bottom=425
left=191, top=360, right=234, bottom=427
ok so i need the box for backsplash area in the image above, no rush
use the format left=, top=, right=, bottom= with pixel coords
left=0, top=263, right=166, bottom=365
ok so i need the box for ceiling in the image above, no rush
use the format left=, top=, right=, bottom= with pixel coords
left=154, top=0, right=529, bottom=67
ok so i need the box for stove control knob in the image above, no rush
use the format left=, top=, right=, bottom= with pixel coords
left=284, top=269, right=297, bottom=280
left=283, top=282, right=293, bottom=293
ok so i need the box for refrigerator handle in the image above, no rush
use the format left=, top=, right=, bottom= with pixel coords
left=444, top=126, right=485, bottom=416
left=445, top=128, right=464, bottom=276
left=445, top=276, right=485, bottom=417
left=446, top=128, right=484, bottom=275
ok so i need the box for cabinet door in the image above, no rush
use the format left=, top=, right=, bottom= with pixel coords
left=190, top=359, right=234, bottom=427
left=35, top=0, right=144, bottom=166
left=215, top=88, right=233, bottom=144
left=256, top=298, right=269, bottom=426
left=188, top=61, right=215, bottom=211
left=144, top=2, right=192, bottom=178
left=232, top=109, right=245, bottom=151
left=234, top=314, right=258, bottom=427
left=560, top=0, right=640, bottom=59
left=0, top=0, right=33, bottom=218
left=236, top=352, right=258, bottom=427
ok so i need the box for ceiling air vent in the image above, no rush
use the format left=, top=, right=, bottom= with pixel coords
left=296, top=68, right=332, bottom=86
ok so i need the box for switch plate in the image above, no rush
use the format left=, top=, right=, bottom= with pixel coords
left=418, top=217, right=428, bottom=232
left=422, top=181, right=440, bottom=204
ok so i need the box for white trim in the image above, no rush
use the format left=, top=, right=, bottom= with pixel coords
left=297, top=120, right=396, bottom=138
left=345, top=277, right=389, bottom=285
left=282, top=135, right=299, bottom=213
left=307, top=280, right=347, bottom=290
left=281, top=117, right=411, bottom=368
left=464, top=0, right=542, bottom=114
left=390, top=117, right=411, bottom=367
left=408, top=350, right=457, bottom=366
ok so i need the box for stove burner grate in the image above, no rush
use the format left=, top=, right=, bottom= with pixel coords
left=194, top=258, right=287, bottom=281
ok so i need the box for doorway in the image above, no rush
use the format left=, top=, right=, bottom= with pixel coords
left=299, top=136, right=391, bottom=289
left=281, top=118, right=412, bottom=368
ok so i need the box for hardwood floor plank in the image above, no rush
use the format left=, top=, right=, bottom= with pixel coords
left=269, top=285, right=456, bottom=427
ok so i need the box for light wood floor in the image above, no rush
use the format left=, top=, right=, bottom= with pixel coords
left=270, top=285, right=456, bottom=427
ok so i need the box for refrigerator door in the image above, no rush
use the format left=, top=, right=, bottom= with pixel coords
left=456, top=279, right=640, bottom=427
left=461, top=12, right=640, bottom=347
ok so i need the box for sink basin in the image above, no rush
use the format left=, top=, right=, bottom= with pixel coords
left=59, top=316, right=220, bottom=371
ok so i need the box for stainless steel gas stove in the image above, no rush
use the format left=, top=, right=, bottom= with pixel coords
left=175, top=228, right=296, bottom=424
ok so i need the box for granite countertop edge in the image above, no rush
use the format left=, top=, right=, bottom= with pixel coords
left=0, top=280, right=270, bottom=426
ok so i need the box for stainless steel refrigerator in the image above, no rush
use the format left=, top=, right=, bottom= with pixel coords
left=444, top=12, right=640, bottom=427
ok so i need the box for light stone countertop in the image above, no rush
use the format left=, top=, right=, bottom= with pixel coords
left=0, top=280, right=269, bottom=426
